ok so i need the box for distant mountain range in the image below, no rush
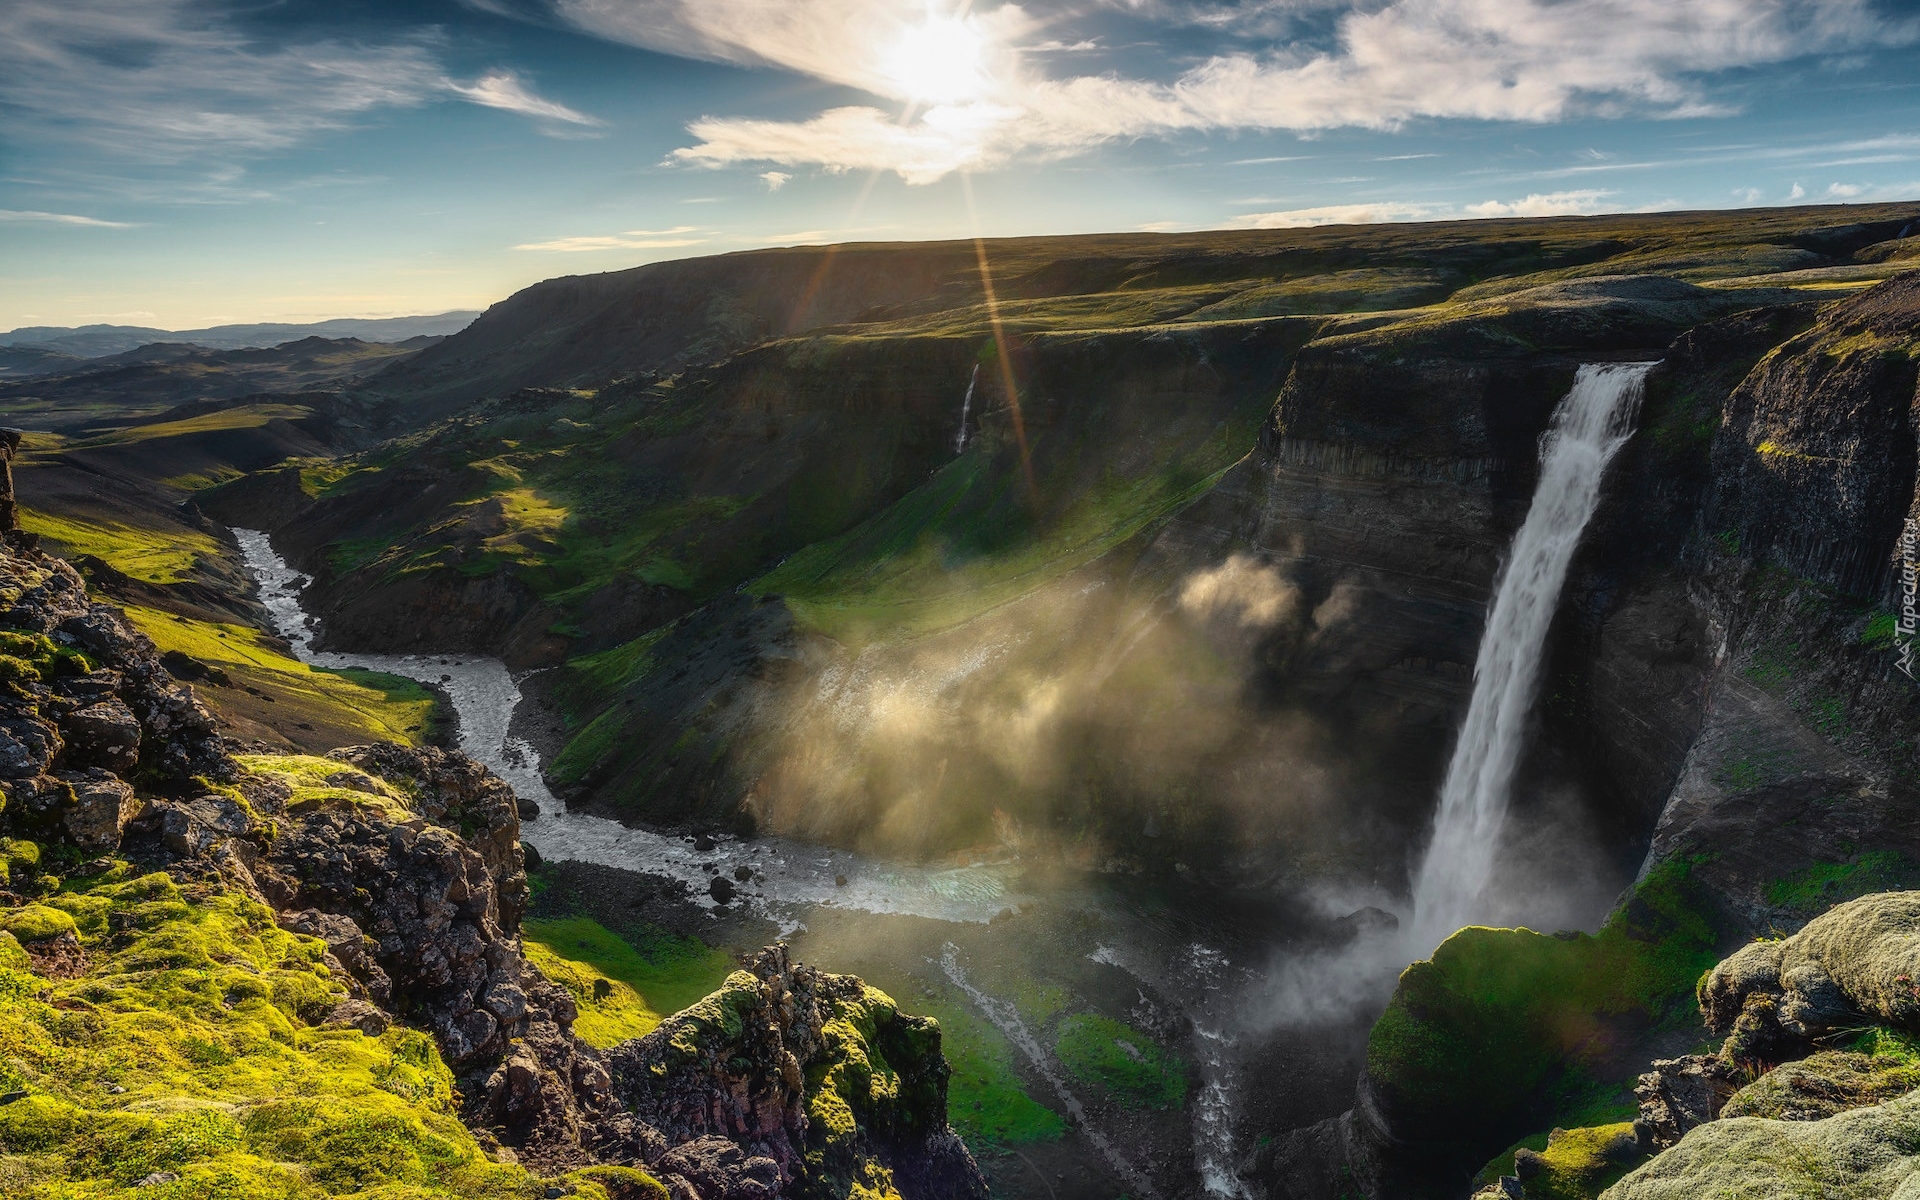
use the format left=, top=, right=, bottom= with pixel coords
left=0, top=312, right=481, bottom=359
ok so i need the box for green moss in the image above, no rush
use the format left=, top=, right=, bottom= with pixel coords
left=236, top=753, right=414, bottom=819
left=520, top=916, right=733, bottom=1043
left=566, top=1164, right=671, bottom=1200
left=1365, top=857, right=1719, bottom=1175
left=0, top=860, right=540, bottom=1199
left=0, top=631, right=94, bottom=697
left=1053, top=1013, right=1186, bottom=1111
left=1765, top=851, right=1917, bottom=916
left=0, top=905, right=76, bottom=944
left=1861, top=611, right=1900, bottom=651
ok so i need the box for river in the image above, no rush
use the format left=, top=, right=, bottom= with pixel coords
left=230, top=527, right=1272, bottom=1197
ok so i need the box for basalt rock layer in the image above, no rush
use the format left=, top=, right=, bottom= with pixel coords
left=1272, top=272, right=1920, bottom=1196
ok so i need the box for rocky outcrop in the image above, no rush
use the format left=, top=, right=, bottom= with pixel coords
left=0, top=527, right=985, bottom=1199
left=1632, top=1056, right=1743, bottom=1150
left=1600, top=1091, right=1920, bottom=1199
left=608, top=945, right=987, bottom=1200
left=1700, top=892, right=1920, bottom=1057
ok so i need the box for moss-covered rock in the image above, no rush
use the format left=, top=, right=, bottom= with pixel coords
left=1722, top=1048, right=1920, bottom=1122
left=1362, top=859, right=1718, bottom=1178
left=1701, top=892, right=1920, bottom=1057
left=1601, top=1089, right=1920, bottom=1199
left=0, top=866, right=533, bottom=1198
left=609, top=945, right=986, bottom=1200
left=0, top=903, right=74, bottom=944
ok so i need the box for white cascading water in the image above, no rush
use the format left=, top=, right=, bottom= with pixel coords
left=1409, top=362, right=1655, bottom=949
left=954, top=363, right=979, bottom=453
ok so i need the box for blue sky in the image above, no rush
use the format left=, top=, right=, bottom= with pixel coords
left=4, top=0, right=1919, bottom=329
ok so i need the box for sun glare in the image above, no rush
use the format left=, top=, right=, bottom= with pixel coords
left=881, top=17, right=989, bottom=105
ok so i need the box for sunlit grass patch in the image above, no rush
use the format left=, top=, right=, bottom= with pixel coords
left=122, top=605, right=438, bottom=745
left=755, top=436, right=1247, bottom=643
left=19, top=511, right=222, bottom=585
left=67, top=403, right=313, bottom=447
left=521, top=916, right=734, bottom=1046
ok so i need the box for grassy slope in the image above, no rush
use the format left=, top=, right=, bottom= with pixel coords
left=12, top=389, right=442, bottom=752
left=122, top=604, right=441, bottom=749
left=519, top=916, right=734, bottom=1048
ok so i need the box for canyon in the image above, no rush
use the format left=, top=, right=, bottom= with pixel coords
left=3, top=202, right=1920, bottom=1199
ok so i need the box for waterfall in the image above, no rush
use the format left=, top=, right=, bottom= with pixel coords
left=1409, top=362, right=1655, bottom=948
left=955, top=363, right=979, bottom=453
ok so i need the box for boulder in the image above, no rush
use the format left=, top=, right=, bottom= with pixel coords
left=1603, top=1090, right=1920, bottom=1199
left=59, top=768, right=138, bottom=853
left=60, top=699, right=141, bottom=772
left=1701, top=892, right=1920, bottom=1056
left=1634, top=1056, right=1743, bottom=1150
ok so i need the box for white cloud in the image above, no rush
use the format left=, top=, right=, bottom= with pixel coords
left=447, top=71, right=600, bottom=126
left=1827, top=181, right=1865, bottom=197
left=1226, top=189, right=1626, bottom=229
left=0, top=209, right=136, bottom=228
left=1462, top=189, right=1614, bottom=218
left=1225, top=201, right=1437, bottom=229
left=515, top=226, right=704, bottom=251
left=1788, top=182, right=1807, bottom=199
left=594, top=0, right=1917, bottom=183
left=760, top=171, right=793, bottom=191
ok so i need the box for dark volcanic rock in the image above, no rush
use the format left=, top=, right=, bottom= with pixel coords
left=608, top=944, right=987, bottom=1200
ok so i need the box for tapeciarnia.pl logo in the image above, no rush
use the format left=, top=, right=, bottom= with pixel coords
left=1900, top=520, right=1917, bottom=681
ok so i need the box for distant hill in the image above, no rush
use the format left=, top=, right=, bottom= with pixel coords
left=0, top=335, right=440, bottom=431
left=0, top=311, right=481, bottom=359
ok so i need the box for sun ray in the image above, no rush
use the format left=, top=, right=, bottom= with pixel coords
left=961, top=170, right=1034, bottom=502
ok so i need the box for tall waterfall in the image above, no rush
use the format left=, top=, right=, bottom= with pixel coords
left=955, top=363, right=979, bottom=453
left=1409, top=362, right=1655, bottom=948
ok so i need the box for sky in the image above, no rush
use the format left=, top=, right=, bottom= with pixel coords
left=4, top=0, right=1920, bottom=330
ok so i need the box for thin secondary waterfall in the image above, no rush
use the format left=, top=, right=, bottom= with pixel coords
left=954, top=363, right=979, bottom=453
left=1409, top=362, right=1655, bottom=948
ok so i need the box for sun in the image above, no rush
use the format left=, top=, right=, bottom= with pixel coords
left=879, top=16, right=989, bottom=106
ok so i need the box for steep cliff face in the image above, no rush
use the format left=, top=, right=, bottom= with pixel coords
left=1279, top=271, right=1920, bottom=1197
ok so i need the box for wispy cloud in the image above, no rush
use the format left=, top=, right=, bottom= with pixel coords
left=447, top=71, right=600, bottom=126
left=760, top=171, right=793, bottom=191
left=0, top=209, right=136, bottom=228
left=1224, top=201, right=1437, bottom=229
left=584, top=0, right=1918, bottom=183
left=1227, top=189, right=1618, bottom=228
left=0, top=1, right=445, bottom=158
left=1463, top=189, right=1614, bottom=217
left=514, top=226, right=704, bottom=251
left=0, top=0, right=601, bottom=191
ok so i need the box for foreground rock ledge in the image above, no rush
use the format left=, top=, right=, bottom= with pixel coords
left=0, top=532, right=986, bottom=1200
